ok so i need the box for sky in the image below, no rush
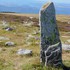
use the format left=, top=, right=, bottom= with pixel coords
left=0, top=0, right=70, bottom=6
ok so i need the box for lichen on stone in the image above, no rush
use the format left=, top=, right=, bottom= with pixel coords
left=50, top=18, right=55, bottom=24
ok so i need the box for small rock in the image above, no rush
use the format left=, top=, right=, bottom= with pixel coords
left=29, top=17, right=33, bottom=19
left=4, top=27, right=14, bottom=31
left=17, top=49, right=32, bottom=55
left=62, top=36, right=69, bottom=38
left=62, top=44, right=70, bottom=50
left=23, top=22, right=33, bottom=27
left=35, top=42, right=40, bottom=45
left=5, top=41, right=15, bottom=46
left=38, top=23, right=40, bottom=27
left=28, top=35, right=34, bottom=38
left=68, top=22, right=70, bottom=24
left=0, top=36, right=9, bottom=40
left=2, top=21, right=9, bottom=27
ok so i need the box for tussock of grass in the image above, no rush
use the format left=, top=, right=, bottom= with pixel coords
left=22, top=64, right=62, bottom=70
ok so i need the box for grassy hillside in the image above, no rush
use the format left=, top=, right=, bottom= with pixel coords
left=0, top=13, right=70, bottom=70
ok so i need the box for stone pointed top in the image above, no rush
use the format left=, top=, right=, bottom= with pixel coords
left=41, top=2, right=54, bottom=10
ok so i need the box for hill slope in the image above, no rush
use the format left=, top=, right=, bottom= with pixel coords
left=0, top=3, right=70, bottom=14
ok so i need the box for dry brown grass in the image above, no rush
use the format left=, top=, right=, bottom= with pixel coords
left=0, top=13, right=39, bottom=18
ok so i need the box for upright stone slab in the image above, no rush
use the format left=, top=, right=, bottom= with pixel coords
left=40, top=2, right=62, bottom=67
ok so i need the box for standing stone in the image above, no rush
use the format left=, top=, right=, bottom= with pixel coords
left=40, top=2, right=62, bottom=67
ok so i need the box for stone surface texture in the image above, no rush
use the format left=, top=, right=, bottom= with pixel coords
left=17, top=49, right=32, bottom=55
left=5, top=41, right=15, bottom=46
left=40, top=2, right=62, bottom=67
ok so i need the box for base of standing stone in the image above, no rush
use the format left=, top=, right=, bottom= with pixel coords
left=40, top=42, right=63, bottom=67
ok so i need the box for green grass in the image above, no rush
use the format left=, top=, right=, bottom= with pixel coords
left=22, top=64, right=62, bottom=70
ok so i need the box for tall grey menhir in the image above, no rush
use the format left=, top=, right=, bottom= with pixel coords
left=40, top=2, right=63, bottom=67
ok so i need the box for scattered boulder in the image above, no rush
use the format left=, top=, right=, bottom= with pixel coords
left=3, top=27, right=14, bottom=31
left=68, top=22, right=70, bottom=24
left=5, top=41, right=15, bottom=46
left=62, top=36, right=69, bottom=38
left=23, top=21, right=33, bottom=27
left=0, top=36, right=9, bottom=40
left=17, top=49, right=32, bottom=55
left=2, top=20, right=9, bottom=27
left=29, top=17, right=33, bottom=19
left=62, top=44, right=70, bottom=50
left=35, top=42, right=40, bottom=45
